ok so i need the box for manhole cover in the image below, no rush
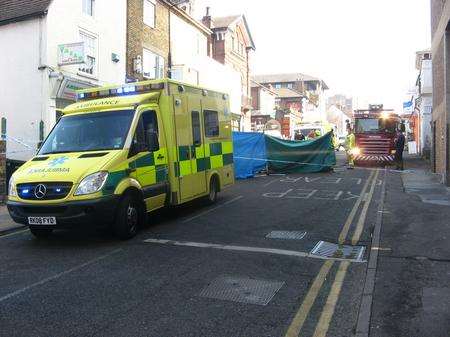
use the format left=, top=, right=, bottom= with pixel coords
left=199, top=276, right=284, bottom=306
left=266, top=231, right=307, bottom=240
left=310, top=241, right=365, bottom=261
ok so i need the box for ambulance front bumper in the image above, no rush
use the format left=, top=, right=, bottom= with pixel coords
left=6, top=196, right=120, bottom=228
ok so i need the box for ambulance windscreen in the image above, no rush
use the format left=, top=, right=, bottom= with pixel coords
left=39, top=110, right=134, bottom=155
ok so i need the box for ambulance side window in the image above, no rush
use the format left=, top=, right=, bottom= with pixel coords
left=204, top=110, right=219, bottom=137
left=129, top=110, right=159, bottom=157
left=192, top=111, right=201, bottom=146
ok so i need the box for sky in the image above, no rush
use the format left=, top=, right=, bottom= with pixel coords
left=193, top=0, right=431, bottom=112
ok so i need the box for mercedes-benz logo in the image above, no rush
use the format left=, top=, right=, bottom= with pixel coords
left=34, top=184, right=47, bottom=199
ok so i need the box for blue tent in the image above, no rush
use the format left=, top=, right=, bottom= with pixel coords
left=232, top=132, right=267, bottom=179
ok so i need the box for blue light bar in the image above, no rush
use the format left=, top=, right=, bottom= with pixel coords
left=123, top=86, right=136, bottom=93
left=77, top=82, right=165, bottom=101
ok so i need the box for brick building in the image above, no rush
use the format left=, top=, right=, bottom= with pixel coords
left=327, top=94, right=353, bottom=117
left=127, top=0, right=170, bottom=81
left=252, top=73, right=328, bottom=138
left=430, top=0, right=450, bottom=183
left=202, top=10, right=256, bottom=131
left=250, top=81, right=277, bottom=132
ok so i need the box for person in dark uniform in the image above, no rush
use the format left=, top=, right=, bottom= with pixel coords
left=394, top=129, right=405, bottom=170
left=294, top=131, right=305, bottom=141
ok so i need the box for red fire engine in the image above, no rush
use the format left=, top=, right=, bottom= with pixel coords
left=352, top=104, right=402, bottom=165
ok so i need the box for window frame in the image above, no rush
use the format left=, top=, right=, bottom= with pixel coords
left=129, top=110, right=159, bottom=157
left=82, top=0, right=95, bottom=16
left=191, top=111, right=202, bottom=146
left=78, top=30, right=98, bottom=78
left=142, top=48, right=164, bottom=79
left=143, top=0, right=156, bottom=28
left=203, top=110, right=220, bottom=138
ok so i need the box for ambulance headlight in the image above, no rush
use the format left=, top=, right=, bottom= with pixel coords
left=8, top=176, right=17, bottom=197
left=75, top=172, right=109, bottom=196
left=350, top=147, right=361, bottom=156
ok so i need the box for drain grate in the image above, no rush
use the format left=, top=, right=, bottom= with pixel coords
left=199, top=276, right=284, bottom=306
left=266, top=231, right=307, bottom=240
left=310, top=241, right=365, bottom=261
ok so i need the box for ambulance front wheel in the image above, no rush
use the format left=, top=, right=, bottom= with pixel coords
left=29, top=227, right=53, bottom=238
left=205, top=176, right=219, bottom=205
left=113, top=193, right=141, bottom=240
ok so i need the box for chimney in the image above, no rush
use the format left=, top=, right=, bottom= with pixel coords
left=202, top=6, right=212, bottom=28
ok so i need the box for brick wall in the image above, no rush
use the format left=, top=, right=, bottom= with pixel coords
left=127, top=0, right=170, bottom=80
left=211, top=20, right=252, bottom=106
left=431, top=0, right=445, bottom=37
left=0, top=141, right=5, bottom=201
left=251, top=87, right=259, bottom=110
left=431, top=0, right=450, bottom=182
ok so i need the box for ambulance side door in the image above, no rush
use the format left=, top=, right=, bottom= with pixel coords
left=173, top=94, right=207, bottom=201
left=190, top=99, right=208, bottom=195
left=128, top=108, right=168, bottom=211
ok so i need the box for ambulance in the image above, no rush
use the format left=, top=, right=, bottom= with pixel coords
left=7, top=79, right=234, bottom=239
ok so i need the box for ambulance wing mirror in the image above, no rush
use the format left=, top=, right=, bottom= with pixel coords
left=146, top=129, right=159, bottom=152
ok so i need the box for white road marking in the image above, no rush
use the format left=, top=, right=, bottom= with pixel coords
left=143, top=239, right=366, bottom=263
left=0, top=249, right=122, bottom=303
left=280, top=176, right=304, bottom=183
left=263, top=189, right=360, bottom=201
left=305, top=177, right=321, bottom=183
left=350, top=178, right=363, bottom=185
left=263, top=178, right=282, bottom=187
left=262, top=189, right=294, bottom=198
left=182, top=196, right=244, bottom=223
left=286, top=189, right=318, bottom=199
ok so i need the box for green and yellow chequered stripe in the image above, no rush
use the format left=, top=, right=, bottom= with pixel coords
left=102, top=148, right=168, bottom=195
left=101, top=141, right=233, bottom=195
left=174, top=141, right=233, bottom=177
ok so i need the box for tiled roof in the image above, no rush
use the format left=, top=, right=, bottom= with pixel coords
left=272, top=88, right=305, bottom=99
left=0, top=0, right=51, bottom=26
left=252, top=73, right=329, bottom=89
left=211, top=14, right=255, bottom=50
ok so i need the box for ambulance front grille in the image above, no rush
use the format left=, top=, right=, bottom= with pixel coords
left=16, top=182, right=73, bottom=200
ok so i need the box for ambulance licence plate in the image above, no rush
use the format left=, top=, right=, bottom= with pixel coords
left=28, top=217, right=56, bottom=225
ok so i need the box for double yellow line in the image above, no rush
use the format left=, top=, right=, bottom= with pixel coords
left=285, top=169, right=380, bottom=337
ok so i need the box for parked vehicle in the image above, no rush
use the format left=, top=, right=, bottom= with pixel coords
left=352, top=104, right=402, bottom=165
left=295, top=121, right=336, bottom=140
left=7, top=79, right=234, bottom=239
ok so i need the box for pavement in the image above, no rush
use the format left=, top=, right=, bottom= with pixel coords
left=0, top=204, right=25, bottom=235
left=0, top=153, right=448, bottom=337
left=370, top=156, right=450, bottom=337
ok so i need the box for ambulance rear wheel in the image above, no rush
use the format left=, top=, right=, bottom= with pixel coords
left=113, top=194, right=140, bottom=240
left=205, top=176, right=219, bottom=205
left=29, top=227, right=53, bottom=238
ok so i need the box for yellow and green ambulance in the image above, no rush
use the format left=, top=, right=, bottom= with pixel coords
left=7, top=79, right=234, bottom=239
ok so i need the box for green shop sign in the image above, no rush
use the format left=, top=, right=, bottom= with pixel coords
left=58, top=42, right=85, bottom=66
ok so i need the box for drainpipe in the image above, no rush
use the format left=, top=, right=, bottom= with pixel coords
left=166, top=1, right=179, bottom=79
left=167, top=9, right=172, bottom=78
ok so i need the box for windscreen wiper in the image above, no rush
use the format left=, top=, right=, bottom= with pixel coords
left=41, top=151, right=73, bottom=155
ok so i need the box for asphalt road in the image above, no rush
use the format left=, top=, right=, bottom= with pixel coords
left=0, top=154, right=386, bottom=337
